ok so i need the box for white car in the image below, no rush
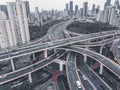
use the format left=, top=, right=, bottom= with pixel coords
left=0, top=74, right=7, bottom=78
left=76, top=80, right=82, bottom=88
left=47, top=42, right=52, bottom=45
left=82, top=75, right=87, bottom=80
left=118, top=45, right=120, bottom=48
left=11, top=50, right=19, bottom=55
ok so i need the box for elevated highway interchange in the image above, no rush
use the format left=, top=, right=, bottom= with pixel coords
left=0, top=18, right=120, bottom=90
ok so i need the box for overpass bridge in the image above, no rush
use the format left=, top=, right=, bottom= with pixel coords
left=0, top=18, right=120, bottom=89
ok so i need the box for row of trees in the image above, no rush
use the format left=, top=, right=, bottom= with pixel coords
left=29, top=20, right=62, bottom=40
left=67, top=21, right=118, bottom=34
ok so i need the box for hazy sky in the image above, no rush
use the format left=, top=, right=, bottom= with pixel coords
left=0, top=0, right=115, bottom=11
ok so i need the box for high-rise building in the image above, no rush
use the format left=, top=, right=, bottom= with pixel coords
left=92, top=4, right=95, bottom=14
left=70, top=1, right=73, bottom=12
left=42, top=10, right=48, bottom=20
left=80, top=8, right=83, bottom=17
left=66, top=3, right=68, bottom=12
left=104, top=0, right=111, bottom=10
left=35, top=7, right=40, bottom=22
left=75, top=5, right=78, bottom=14
left=95, top=5, right=100, bottom=14
left=7, top=0, right=30, bottom=46
left=65, top=3, right=69, bottom=17
left=83, top=2, right=88, bottom=17
left=0, top=5, right=8, bottom=18
left=109, top=6, right=116, bottom=25
left=114, top=0, right=119, bottom=9
left=0, top=11, right=14, bottom=48
left=69, top=1, right=73, bottom=17
left=103, top=6, right=112, bottom=23
left=24, top=1, right=30, bottom=18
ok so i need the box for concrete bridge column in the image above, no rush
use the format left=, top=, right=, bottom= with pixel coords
left=84, top=54, right=87, bottom=63
left=33, top=53, right=35, bottom=61
left=87, top=40, right=91, bottom=44
left=28, top=73, right=32, bottom=83
left=10, top=59, right=15, bottom=71
left=44, top=50, right=48, bottom=59
left=114, top=57, right=117, bottom=61
left=59, top=61, right=63, bottom=71
left=99, top=64, right=103, bottom=75
left=54, top=49, right=57, bottom=53
left=100, top=46, right=103, bottom=54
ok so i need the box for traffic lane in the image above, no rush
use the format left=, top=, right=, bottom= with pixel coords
left=0, top=30, right=119, bottom=61
left=66, top=46, right=120, bottom=77
left=67, top=52, right=83, bottom=90
left=0, top=51, right=65, bottom=84
left=78, top=61, right=110, bottom=90
left=69, top=52, right=94, bottom=90
left=78, top=71, right=94, bottom=90
left=67, top=62, right=82, bottom=90
left=112, top=42, right=120, bottom=63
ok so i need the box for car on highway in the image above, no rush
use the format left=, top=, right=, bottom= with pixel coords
left=82, top=75, right=87, bottom=80
left=56, top=54, right=59, bottom=57
left=0, top=74, right=7, bottom=78
left=117, top=45, right=120, bottom=48
left=10, top=49, right=19, bottom=55
left=76, top=80, right=82, bottom=88
left=47, top=42, right=52, bottom=45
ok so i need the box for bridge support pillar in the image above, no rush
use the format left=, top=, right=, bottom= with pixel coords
left=99, top=64, right=103, bottom=75
left=100, top=46, right=103, bottom=54
left=84, top=54, right=87, bottom=63
left=59, top=61, right=63, bottom=71
left=10, top=59, right=15, bottom=71
left=28, top=73, right=32, bottom=83
left=114, top=57, right=117, bottom=61
left=33, top=53, right=35, bottom=61
left=44, top=50, right=47, bottom=59
left=54, top=49, right=57, bottom=53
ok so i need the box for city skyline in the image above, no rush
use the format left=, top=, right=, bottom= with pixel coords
left=0, top=0, right=115, bottom=11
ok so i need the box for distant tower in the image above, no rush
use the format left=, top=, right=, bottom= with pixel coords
left=69, top=1, right=73, bottom=17
left=95, top=5, right=100, bottom=14
left=35, top=7, right=40, bottom=22
left=80, top=8, right=83, bottom=17
left=75, top=5, right=78, bottom=15
left=92, top=4, right=95, bottom=14
left=0, top=11, right=15, bottom=48
left=66, top=3, right=68, bottom=12
left=114, top=0, right=119, bottom=9
left=24, top=1, right=30, bottom=18
left=104, top=0, right=111, bottom=10
left=83, top=2, right=88, bottom=17
left=7, top=0, right=30, bottom=46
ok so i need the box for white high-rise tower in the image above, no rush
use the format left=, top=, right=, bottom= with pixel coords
left=7, top=0, right=30, bottom=46
left=0, top=10, right=14, bottom=49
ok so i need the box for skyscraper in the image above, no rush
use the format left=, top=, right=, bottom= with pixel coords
left=35, top=7, right=40, bottom=22
left=114, top=0, right=119, bottom=9
left=109, top=6, right=116, bottom=25
left=95, top=5, right=100, bottom=14
left=66, top=3, right=68, bottom=12
left=24, top=1, right=30, bottom=18
left=0, top=5, right=8, bottom=18
left=80, top=8, right=83, bottom=17
left=104, top=0, right=111, bottom=10
left=70, top=1, right=73, bottom=12
left=7, top=0, right=30, bottom=46
left=83, top=2, right=88, bottom=17
left=0, top=10, right=14, bottom=48
left=69, top=1, right=73, bottom=17
left=103, top=6, right=112, bottom=23
left=92, top=4, right=95, bottom=14
left=75, top=5, right=78, bottom=14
